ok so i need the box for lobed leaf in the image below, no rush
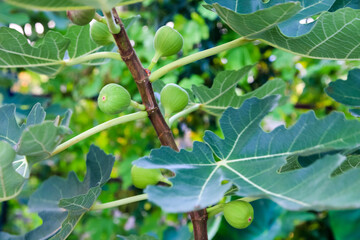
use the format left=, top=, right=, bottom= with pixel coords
left=205, top=1, right=360, bottom=60
left=0, top=103, right=72, bottom=201
left=0, top=27, right=69, bottom=76
left=0, top=16, right=138, bottom=76
left=192, top=65, right=286, bottom=116
left=135, top=96, right=360, bottom=212
left=0, top=145, right=115, bottom=240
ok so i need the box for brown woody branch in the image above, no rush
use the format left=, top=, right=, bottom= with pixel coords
left=189, top=209, right=209, bottom=240
left=110, top=8, right=208, bottom=240
left=111, top=9, right=177, bottom=150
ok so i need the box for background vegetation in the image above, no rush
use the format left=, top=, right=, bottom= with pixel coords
left=0, top=0, right=359, bottom=239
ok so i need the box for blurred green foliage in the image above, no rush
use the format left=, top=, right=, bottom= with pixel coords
left=0, top=0, right=359, bottom=239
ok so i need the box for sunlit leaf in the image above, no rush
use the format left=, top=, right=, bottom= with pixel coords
left=0, top=16, right=138, bottom=76
left=0, top=27, right=69, bottom=75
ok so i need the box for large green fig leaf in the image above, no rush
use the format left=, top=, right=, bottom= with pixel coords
left=205, top=1, right=360, bottom=60
left=0, top=17, right=137, bottom=76
left=0, top=28, right=69, bottom=76
left=192, top=65, right=286, bottom=116
left=4, top=0, right=137, bottom=11
left=134, top=96, right=360, bottom=213
left=325, top=68, right=360, bottom=116
left=0, top=103, right=71, bottom=201
left=0, top=145, right=115, bottom=240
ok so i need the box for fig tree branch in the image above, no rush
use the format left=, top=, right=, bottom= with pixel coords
left=110, top=8, right=209, bottom=240
left=111, top=8, right=178, bottom=150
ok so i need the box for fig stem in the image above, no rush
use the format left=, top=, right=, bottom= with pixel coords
left=103, top=10, right=121, bottom=34
left=91, top=193, right=148, bottom=211
left=207, top=203, right=225, bottom=219
left=206, top=197, right=261, bottom=219
left=51, top=111, right=148, bottom=156
left=169, top=103, right=201, bottom=127
left=66, top=52, right=122, bottom=66
left=94, top=13, right=106, bottom=24
left=130, top=100, right=146, bottom=110
left=148, top=52, right=161, bottom=71
left=150, top=37, right=251, bottom=82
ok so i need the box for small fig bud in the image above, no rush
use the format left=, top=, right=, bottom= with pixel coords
left=98, top=83, right=131, bottom=115
left=90, top=21, right=114, bottom=45
left=131, top=165, right=165, bottom=189
left=223, top=201, right=254, bottom=229
left=67, top=9, right=95, bottom=26
left=160, top=83, right=189, bottom=116
left=153, top=26, right=183, bottom=60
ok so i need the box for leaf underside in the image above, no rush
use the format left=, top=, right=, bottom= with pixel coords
left=0, top=103, right=72, bottom=201
left=205, top=0, right=360, bottom=60
left=135, top=95, right=360, bottom=213
left=0, top=145, right=115, bottom=240
left=0, top=16, right=138, bottom=76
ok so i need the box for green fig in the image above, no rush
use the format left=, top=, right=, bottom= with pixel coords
left=223, top=201, right=254, bottom=229
left=160, top=83, right=189, bottom=116
left=149, top=26, right=183, bottom=69
left=131, top=165, right=170, bottom=189
left=90, top=21, right=114, bottom=45
left=67, top=9, right=95, bottom=26
left=98, top=83, right=131, bottom=115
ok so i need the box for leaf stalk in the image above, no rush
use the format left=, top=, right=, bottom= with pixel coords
left=51, top=111, right=147, bottom=156
left=150, top=38, right=251, bottom=82
left=91, top=194, right=148, bottom=210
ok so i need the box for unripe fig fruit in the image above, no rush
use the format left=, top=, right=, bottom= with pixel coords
left=160, top=83, right=189, bottom=116
left=223, top=201, right=254, bottom=229
left=154, top=26, right=183, bottom=58
left=98, top=83, right=131, bottom=115
left=67, top=9, right=95, bottom=26
left=90, top=21, right=114, bottom=45
left=131, top=165, right=166, bottom=189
